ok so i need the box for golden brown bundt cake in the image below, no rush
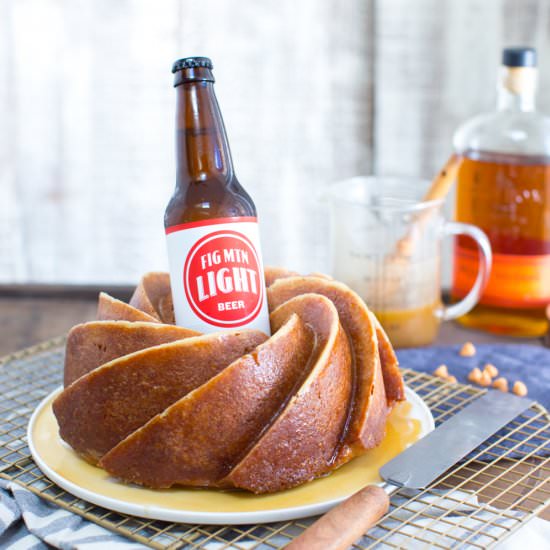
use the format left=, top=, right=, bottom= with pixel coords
left=53, top=268, right=405, bottom=493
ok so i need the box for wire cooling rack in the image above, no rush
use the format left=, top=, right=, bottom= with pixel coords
left=0, top=338, right=548, bottom=549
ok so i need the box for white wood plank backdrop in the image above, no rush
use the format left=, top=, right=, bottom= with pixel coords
left=0, top=0, right=548, bottom=285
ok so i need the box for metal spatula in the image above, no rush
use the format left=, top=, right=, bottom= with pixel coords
left=287, top=390, right=533, bottom=550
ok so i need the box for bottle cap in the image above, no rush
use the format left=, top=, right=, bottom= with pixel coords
left=502, top=47, right=537, bottom=67
left=172, top=57, right=213, bottom=73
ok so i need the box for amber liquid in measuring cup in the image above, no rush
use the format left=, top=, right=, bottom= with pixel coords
left=373, top=301, right=442, bottom=349
left=328, top=177, right=491, bottom=348
left=452, top=151, right=550, bottom=337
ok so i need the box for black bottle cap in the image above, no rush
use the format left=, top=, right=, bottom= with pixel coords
left=172, top=57, right=213, bottom=73
left=502, top=47, right=537, bottom=67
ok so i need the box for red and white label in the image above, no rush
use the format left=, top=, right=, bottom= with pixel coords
left=166, top=217, right=270, bottom=334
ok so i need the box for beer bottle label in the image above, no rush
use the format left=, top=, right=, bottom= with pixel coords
left=165, top=216, right=271, bottom=334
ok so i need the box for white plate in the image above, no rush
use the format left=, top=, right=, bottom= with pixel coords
left=28, top=386, right=433, bottom=525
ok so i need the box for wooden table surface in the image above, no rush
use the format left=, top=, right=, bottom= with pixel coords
left=0, top=287, right=130, bottom=356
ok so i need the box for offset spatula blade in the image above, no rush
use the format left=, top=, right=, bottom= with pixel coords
left=380, top=390, right=533, bottom=490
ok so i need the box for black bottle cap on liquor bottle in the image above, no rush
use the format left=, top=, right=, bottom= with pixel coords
left=502, top=47, right=537, bottom=67
left=172, top=57, right=213, bottom=73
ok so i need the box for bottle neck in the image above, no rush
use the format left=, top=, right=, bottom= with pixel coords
left=175, top=80, right=234, bottom=185
left=497, top=66, right=537, bottom=113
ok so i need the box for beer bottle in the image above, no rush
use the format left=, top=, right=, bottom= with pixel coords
left=165, top=56, right=270, bottom=335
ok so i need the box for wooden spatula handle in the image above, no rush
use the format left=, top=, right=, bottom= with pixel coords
left=286, top=485, right=389, bottom=550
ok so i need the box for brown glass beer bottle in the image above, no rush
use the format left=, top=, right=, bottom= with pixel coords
left=165, top=57, right=270, bottom=334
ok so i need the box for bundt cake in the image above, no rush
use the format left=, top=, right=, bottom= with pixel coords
left=53, top=267, right=405, bottom=494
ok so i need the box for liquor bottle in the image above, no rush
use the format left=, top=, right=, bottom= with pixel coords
left=452, top=47, right=550, bottom=336
left=165, top=57, right=270, bottom=334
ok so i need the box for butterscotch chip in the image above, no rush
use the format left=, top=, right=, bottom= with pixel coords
left=513, top=381, right=528, bottom=397
left=483, top=363, right=498, bottom=378
left=492, top=377, right=508, bottom=393
left=467, top=367, right=482, bottom=383
left=478, top=371, right=492, bottom=387
left=446, top=375, right=457, bottom=384
left=433, top=365, right=449, bottom=378
left=460, top=342, right=476, bottom=357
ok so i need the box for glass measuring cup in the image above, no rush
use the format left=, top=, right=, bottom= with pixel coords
left=327, top=177, right=492, bottom=348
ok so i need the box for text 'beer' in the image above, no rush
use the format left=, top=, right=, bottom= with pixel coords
left=165, top=57, right=270, bottom=334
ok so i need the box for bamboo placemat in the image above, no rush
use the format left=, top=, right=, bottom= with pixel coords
left=1, top=338, right=548, bottom=549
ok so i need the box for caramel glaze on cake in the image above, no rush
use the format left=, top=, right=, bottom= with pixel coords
left=53, top=267, right=405, bottom=493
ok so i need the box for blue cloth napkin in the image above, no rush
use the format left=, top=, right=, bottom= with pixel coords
left=0, top=479, right=145, bottom=549
left=397, top=343, right=550, bottom=461
left=397, top=344, right=550, bottom=410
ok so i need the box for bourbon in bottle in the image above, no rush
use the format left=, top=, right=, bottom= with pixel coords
left=452, top=47, right=550, bottom=337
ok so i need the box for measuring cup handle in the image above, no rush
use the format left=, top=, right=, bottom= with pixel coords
left=439, top=222, right=492, bottom=321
